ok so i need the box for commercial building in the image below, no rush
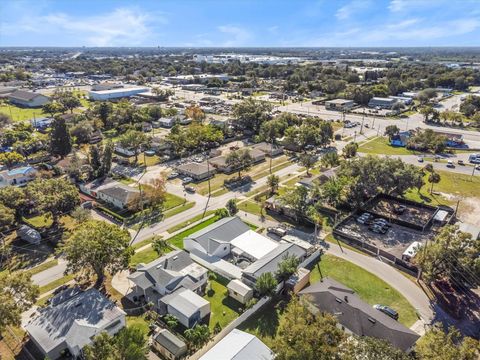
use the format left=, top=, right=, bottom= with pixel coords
left=88, top=86, right=149, bottom=101
left=325, top=99, right=354, bottom=111
left=368, top=97, right=398, bottom=109
left=8, top=90, right=50, bottom=107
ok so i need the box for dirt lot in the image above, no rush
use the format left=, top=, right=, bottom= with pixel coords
left=369, top=198, right=435, bottom=228
left=337, top=217, right=433, bottom=258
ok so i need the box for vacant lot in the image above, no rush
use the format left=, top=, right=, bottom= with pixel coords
left=358, top=137, right=416, bottom=156
left=0, top=104, right=47, bottom=122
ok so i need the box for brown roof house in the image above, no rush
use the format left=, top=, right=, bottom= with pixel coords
left=9, top=90, right=50, bottom=108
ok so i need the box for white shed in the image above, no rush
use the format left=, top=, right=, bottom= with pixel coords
left=227, top=279, right=253, bottom=304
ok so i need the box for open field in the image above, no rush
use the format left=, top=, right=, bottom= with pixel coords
left=358, top=137, right=416, bottom=156
left=0, top=104, right=46, bottom=122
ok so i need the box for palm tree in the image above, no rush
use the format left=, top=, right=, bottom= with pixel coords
left=267, top=174, right=280, bottom=195
left=307, top=206, right=323, bottom=243
left=428, top=172, right=441, bottom=194
left=152, top=237, right=169, bottom=256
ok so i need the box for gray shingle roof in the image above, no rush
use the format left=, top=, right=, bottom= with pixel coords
left=9, top=89, right=47, bottom=101
left=97, top=184, right=139, bottom=204
left=299, top=278, right=420, bottom=352
left=185, top=216, right=250, bottom=254
left=177, top=161, right=212, bottom=176
left=24, top=288, right=125, bottom=354
left=154, top=329, right=186, bottom=356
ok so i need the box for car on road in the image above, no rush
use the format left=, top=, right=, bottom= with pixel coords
left=184, top=185, right=196, bottom=193
left=182, top=177, right=193, bottom=184
left=417, top=156, right=423, bottom=162
left=167, top=172, right=179, bottom=180
left=267, top=227, right=288, bottom=237
left=447, top=160, right=455, bottom=168
left=458, top=160, right=465, bottom=165
left=373, top=304, right=399, bottom=320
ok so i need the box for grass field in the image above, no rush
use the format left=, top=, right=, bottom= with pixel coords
left=22, top=213, right=53, bottom=229
left=167, top=210, right=216, bottom=233
left=239, top=254, right=418, bottom=346
left=164, top=193, right=185, bottom=210
left=358, top=136, right=416, bottom=156
left=163, top=201, right=195, bottom=218
left=204, top=276, right=242, bottom=330
left=0, top=104, right=47, bottom=122
left=129, top=245, right=170, bottom=267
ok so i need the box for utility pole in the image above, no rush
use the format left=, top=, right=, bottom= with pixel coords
left=360, top=108, right=365, bottom=134
left=472, top=164, right=477, bottom=178
left=353, top=130, right=357, bottom=143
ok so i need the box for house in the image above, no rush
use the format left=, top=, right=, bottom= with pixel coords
left=88, top=86, right=149, bottom=101
left=176, top=162, right=215, bottom=181
left=208, top=149, right=265, bottom=174
left=79, top=178, right=117, bottom=198
left=8, top=90, right=50, bottom=108
left=152, top=329, right=187, bottom=360
left=433, top=131, right=464, bottom=147
left=368, top=97, right=398, bottom=109
left=159, top=288, right=210, bottom=328
left=31, top=117, right=53, bottom=131
left=251, top=142, right=284, bottom=157
left=128, top=250, right=208, bottom=309
left=24, top=288, right=126, bottom=360
left=199, top=329, right=274, bottom=360
left=209, top=118, right=231, bottom=129
left=0, top=166, right=37, bottom=188
left=0, top=86, right=17, bottom=98
left=227, top=279, right=254, bottom=304
left=299, top=278, right=420, bottom=352
left=402, top=92, right=418, bottom=99
left=97, top=183, right=139, bottom=209
left=390, top=131, right=411, bottom=147
left=157, top=117, right=176, bottom=128
left=325, top=99, right=354, bottom=111
left=184, top=217, right=306, bottom=285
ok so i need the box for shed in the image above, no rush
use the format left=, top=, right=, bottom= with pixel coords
left=402, top=241, right=422, bottom=262
left=286, top=267, right=311, bottom=293
left=152, top=329, right=187, bottom=360
left=227, top=279, right=253, bottom=304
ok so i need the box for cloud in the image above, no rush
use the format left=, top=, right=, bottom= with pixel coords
left=336, top=0, right=371, bottom=20
left=388, top=0, right=407, bottom=12
left=268, top=25, right=279, bottom=34
left=1, top=7, right=163, bottom=46
left=218, top=25, right=252, bottom=46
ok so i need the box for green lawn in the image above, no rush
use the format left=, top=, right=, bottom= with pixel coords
left=39, top=274, right=75, bottom=295
left=240, top=254, right=418, bottom=346
left=311, top=255, right=418, bottom=327
left=126, top=315, right=151, bottom=334
left=130, top=246, right=171, bottom=267
left=358, top=137, right=416, bottom=156
left=163, top=201, right=196, bottom=218
left=25, top=259, right=59, bottom=276
left=405, top=169, right=480, bottom=206
left=23, top=213, right=53, bottom=229
left=0, top=104, right=47, bottom=122
left=164, top=193, right=185, bottom=210
left=167, top=210, right=216, bottom=233
left=204, top=277, right=242, bottom=330
left=167, top=215, right=221, bottom=248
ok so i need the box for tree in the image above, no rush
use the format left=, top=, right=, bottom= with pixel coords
left=343, top=142, right=358, bottom=158
left=255, top=272, right=277, bottom=297
left=321, top=151, right=340, bottom=168
left=226, top=199, right=238, bottom=216
left=50, top=117, right=72, bottom=158
left=89, top=145, right=103, bottom=178
left=276, top=254, right=300, bottom=282
left=214, top=208, right=229, bottom=219
left=260, top=119, right=284, bottom=172
left=70, top=120, right=93, bottom=144
left=42, top=102, right=64, bottom=117
left=267, top=174, right=280, bottom=194
left=152, top=237, right=169, bottom=256
left=307, top=205, right=324, bottom=242
left=164, top=314, right=179, bottom=329
left=84, top=326, right=148, bottom=360
left=274, top=296, right=344, bottom=360
left=427, top=171, right=441, bottom=194
left=279, top=185, right=309, bottom=221
left=26, top=178, right=80, bottom=225
left=95, top=102, right=113, bottom=127
left=59, top=94, right=81, bottom=113
left=417, top=88, right=437, bottom=105
left=233, top=98, right=272, bottom=133
left=59, top=220, right=133, bottom=287
left=0, top=186, right=27, bottom=218
left=415, top=225, right=480, bottom=286
left=0, top=151, right=24, bottom=169
left=384, top=125, right=400, bottom=140
left=225, top=148, right=253, bottom=179
left=118, top=130, right=149, bottom=164
left=0, top=113, right=11, bottom=127
left=415, top=324, right=480, bottom=360
left=185, top=105, right=206, bottom=123
left=341, top=336, right=410, bottom=360
left=299, top=153, right=316, bottom=176
left=184, top=324, right=211, bottom=350
left=420, top=106, right=436, bottom=122
left=0, top=272, right=39, bottom=333
left=71, top=206, right=91, bottom=224
left=0, top=203, right=15, bottom=230
left=101, top=141, right=114, bottom=177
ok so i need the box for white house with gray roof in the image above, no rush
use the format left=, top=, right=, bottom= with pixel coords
left=24, top=288, right=125, bottom=360
left=8, top=89, right=50, bottom=107
left=159, top=288, right=210, bottom=328
left=127, top=250, right=208, bottom=310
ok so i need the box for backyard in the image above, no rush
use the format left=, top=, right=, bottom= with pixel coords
left=204, top=276, right=242, bottom=330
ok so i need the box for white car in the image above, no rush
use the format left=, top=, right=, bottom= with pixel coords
left=417, top=156, right=423, bottom=162
left=182, top=177, right=193, bottom=184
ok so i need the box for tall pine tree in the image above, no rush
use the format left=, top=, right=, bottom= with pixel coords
left=50, top=117, right=72, bottom=158
left=89, top=145, right=103, bottom=178
left=100, top=141, right=114, bottom=177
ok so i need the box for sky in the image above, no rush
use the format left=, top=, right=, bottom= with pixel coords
left=1, top=0, right=480, bottom=47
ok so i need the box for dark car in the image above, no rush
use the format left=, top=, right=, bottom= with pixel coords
left=373, top=304, right=399, bottom=320
left=184, top=185, right=196, bottom=193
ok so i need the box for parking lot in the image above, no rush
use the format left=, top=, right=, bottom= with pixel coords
left=337, top=216, right=432, bottom=258
left=369, top=198, right=435, bottom=229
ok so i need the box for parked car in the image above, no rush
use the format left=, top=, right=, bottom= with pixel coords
left=417, top=156, right=423, bottom=162
left=267, top=227, right=287, bottom=237
left=394, top=205, right=406, bottom=214
left=457, top=159, right=464, bottom=165
left=182, top=177, right=193, bottom=184
left=184, top=185, right=196, bottom=193
left=357, top=213, right=372, bottom=224
left=167, top=171, right=179, bottom=180
left=373, top=304, right=399, bottom=320
left=373, top=218, right=390, bottom=227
